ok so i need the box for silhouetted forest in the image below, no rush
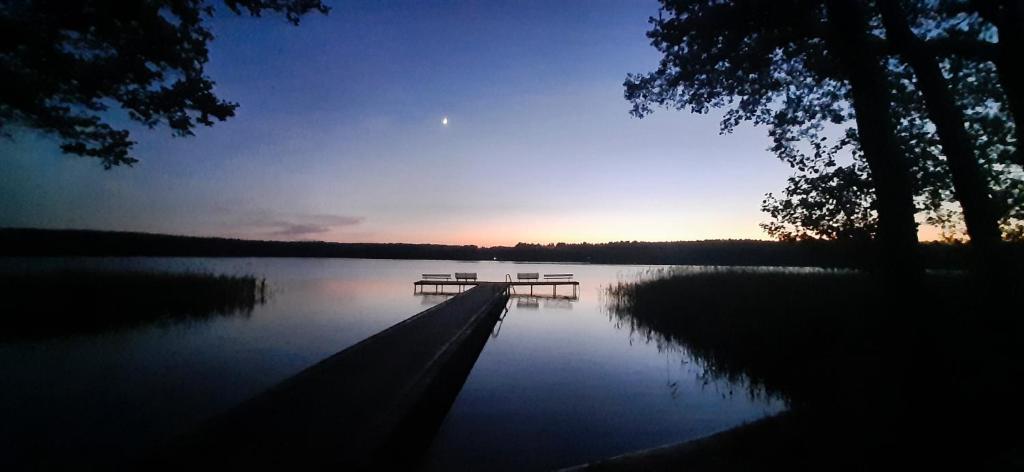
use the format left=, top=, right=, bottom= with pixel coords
left=3, top=228, right=1020, bottom=269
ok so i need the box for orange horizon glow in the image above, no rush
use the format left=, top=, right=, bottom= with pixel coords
left=266, top=222, right=951, bottom=247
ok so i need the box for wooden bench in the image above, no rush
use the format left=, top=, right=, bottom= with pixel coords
left=422, top=273, right=451, bottom=280
left=543, top=273, right=574, bottom=280
left=454, top=272, right=477, bottom=281
left=517, top=273, right=539, bottom=281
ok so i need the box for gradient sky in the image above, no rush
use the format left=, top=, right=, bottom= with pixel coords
left=0, top=0, right=803, bottom=246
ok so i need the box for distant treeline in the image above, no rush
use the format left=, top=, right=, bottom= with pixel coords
left=1, top=228, right=1019, bottom=269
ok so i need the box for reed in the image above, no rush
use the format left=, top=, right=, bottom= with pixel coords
left=605, top=268, right=1024, bottom=466
left=0, top=270, right=266, bottom=340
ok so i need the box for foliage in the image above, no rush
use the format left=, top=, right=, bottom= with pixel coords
left=623, top=0, right=898, bottom=243
left=761, top=163, right=876, bottom=240
left=626, top=0, right=1024, bottom=241
left=0, top=0, right=328, bottom=167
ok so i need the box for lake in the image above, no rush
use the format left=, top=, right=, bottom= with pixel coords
left=0, top=258, right=784, bottom=470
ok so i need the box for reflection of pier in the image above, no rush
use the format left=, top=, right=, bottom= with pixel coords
left=413, top=279, right=579, bottom=298
left=416, top=290, right=578, bottom=301
left=154, top=284, right=509, bottom=469
left=513, top=294, right=576, bottom=310
left=417, top=293, right=455, bottom=305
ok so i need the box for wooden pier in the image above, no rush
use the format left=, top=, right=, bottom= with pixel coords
left=414, top=279, right=580, bottom=297
left=150, top=284, right=510, bottom=469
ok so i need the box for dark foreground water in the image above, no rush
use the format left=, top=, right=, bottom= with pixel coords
left=0, top=258, right=783, bottom=470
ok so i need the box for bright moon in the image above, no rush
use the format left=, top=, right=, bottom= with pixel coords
left=442, top=117, right=448, bottom=126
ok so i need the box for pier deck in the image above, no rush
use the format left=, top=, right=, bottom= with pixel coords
left=153, top=284, right=510, bottom=469
left=414, top=279, right=580, bottom=296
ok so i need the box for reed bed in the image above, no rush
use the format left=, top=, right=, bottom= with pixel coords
left=0, top=270, right=266, bottom=339
left=605, top=268, right=1023, bottom=467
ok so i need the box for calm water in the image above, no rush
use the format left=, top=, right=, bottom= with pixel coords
left=0, top=258, right=783, bottom=470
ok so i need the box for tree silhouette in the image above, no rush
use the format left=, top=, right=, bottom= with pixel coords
left=627, top=0, right=1023, bottom=274
left=626, top=0, right=921, bottom=275
left=966, top=0, right=1024, bottom=164
left=763, top=2, right=1024, bottom=245
left=0, top=0, right=328, bottom=168
left=761, top=164, right=877, bottom=241
left=877, top=0, right=1010, bottom=273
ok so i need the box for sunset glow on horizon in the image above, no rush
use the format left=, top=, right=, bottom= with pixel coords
left=0, top=1, right=948, bottom=245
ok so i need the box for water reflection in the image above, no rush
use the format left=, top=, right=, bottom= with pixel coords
left=515, top=296, right=540, bottom=309
left=0, top=271, right=265, bottom=342
left=541, top=297, right=574, bottom=310
left=490, top=299, right=512, bottom=339
left=1, top=258, right=785, bottom=471
left=419, top=266, right=783, bottom=471
left=509, top=294, right=578, bottom=310
left=598, top=266, right=1024, bottom=469
left=416, top=291, right=579, bottom=311
left=605, top=278, right=784, bottom=404
left=418, top=293, right=455, bottom=305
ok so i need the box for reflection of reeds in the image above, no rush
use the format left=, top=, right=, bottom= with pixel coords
left=607, top=270, right=876, bottom=408
left=604, top=269, right=1019, bottom=412
left=604, top=269, right=1024, bottom=467
left=0, top=271, right=266, bottom=340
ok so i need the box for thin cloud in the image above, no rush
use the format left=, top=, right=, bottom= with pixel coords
left=268, top=223, right=334, bottom=237
left=306, top=214, right=364, bottom=227
left=257, top=214, right=365, bottom=239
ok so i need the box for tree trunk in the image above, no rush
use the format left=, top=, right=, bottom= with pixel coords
left=973, top=0, right=1024, bottom=166
left=823, top=0, right=921, bottom=278
left=995, top=3, right=1024, bottom=166
left=878, top=0, right=1005, bottom=275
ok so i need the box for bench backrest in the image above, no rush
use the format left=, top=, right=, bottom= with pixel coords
left=422, top=273, right=451, bottom=280
left=517, top=272, right=539, bottom=280
left=454, top=272, right=477, bottom=280
left=543, top=273, right=574, bottom=279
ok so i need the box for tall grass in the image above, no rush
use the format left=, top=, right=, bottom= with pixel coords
left=606, top=269, right=884, bottom=407
left=605, top=268, right=1024, bottom=466
left=0, top=270, right=266, bottom=340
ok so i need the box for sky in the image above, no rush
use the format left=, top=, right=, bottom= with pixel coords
left=0, top=0, right=800, bottom=246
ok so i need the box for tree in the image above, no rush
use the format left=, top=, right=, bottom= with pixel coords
left=761, top=163, right=877, bottom=241
left=822, top=0, right=923, bottom=275
left=875, top=0, right=1006, bottom=276
left=762, top=49, right=1024, bottom=245
left=627, top=0, right=1024, bottom=276
left=625, top=0, right=922, bottom=275
left=762, top=1, right=1023, bottom=244
left=966, top=0, right=1024, bottom=163
left=0, top=0, right=329, bottom=168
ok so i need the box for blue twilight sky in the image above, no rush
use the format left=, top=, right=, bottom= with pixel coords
left=0, top=0, right=799, bottom=246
